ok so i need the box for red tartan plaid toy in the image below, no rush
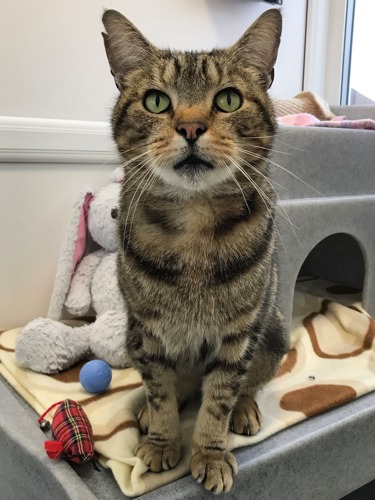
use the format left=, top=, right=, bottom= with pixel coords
left=38, top=399, right=94, bottom=464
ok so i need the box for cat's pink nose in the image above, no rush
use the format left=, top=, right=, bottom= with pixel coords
left=176, top=121, right=207, bottom=144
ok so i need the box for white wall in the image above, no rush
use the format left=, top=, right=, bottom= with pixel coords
left=0, top=163, right=114, bottom=330
left=0, top=0, right=307, bottom=122
left=0, top=0, right=307, bottom=329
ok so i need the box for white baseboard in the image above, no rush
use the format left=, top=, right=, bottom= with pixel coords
left=0, top=116, right=120, bottom=164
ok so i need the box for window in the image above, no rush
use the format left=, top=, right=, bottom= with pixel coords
left=344, top=0, right=375, bottom=105
left=304, top=0, right=374, bottom=106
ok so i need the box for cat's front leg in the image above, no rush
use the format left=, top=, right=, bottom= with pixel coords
left=128, top=319, right=181, bottom=472
left=135, top=364, right=181, bottom=472
left=190, top=349, right=250, bottom=494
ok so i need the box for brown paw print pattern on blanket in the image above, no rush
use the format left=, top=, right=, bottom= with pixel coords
left=1, top=281, right=375, bottom=497
left=276, top=294, right=375, bottom=419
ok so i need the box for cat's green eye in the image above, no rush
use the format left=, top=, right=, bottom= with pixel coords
left=144, top=90, right=171, bottom=114
left=214, top=89, right=242, bottom=113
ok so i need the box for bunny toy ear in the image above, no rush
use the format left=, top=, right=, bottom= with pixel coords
left=48, top=191, right=95, bottom=320
left=72, top=193, right=94, bottom=271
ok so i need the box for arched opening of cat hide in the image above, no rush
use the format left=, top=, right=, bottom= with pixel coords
left=296, top=232, right=365, bottom=299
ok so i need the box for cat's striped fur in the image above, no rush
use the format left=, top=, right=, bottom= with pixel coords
left=102, top=9, right=287, bottom=494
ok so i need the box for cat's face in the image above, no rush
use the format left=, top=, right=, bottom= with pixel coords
left=102, top=10, right=281, bottom=195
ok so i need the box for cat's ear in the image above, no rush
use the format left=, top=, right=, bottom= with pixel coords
left=231, top=9, right=282, bottom=87
left=102, top=10, right=155, bottom=90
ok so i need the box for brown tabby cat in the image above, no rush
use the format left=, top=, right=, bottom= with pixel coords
left=102, top=8, right=287, bottom=494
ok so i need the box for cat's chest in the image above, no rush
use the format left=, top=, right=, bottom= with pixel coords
left=138, top=198, right=257, bottom=269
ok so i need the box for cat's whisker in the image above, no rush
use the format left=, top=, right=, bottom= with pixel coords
left=241, top=149, right=325, bottom=198
left=122, top=166, right=150, bottom=194
left=237, top=155, right=302, bottom=245
left=118, top=140, right=158, bottom=157
left=218, top=159, right=251, bottom=215
left=83, top=145, right=155, bottom=177
left=238, top=128, right=291, bottom=140
left=122, top=160, right=158, bottom=250
left=122, top=149, right=153, bottom=168
left=225, top=155, right=275, bottom=212
left=122, top=168, right=150, bottom=252
left=227, top=155, right=299, bottom=231
left=274, top=137, right=306, bottom=152
left=236, top=151, right=288, bottom=191
left=227, top=155, right=286, bottom=251
left=93, top=157, right=116, bottom=173
left=238, top=155, right=284, bottom=193
left=122, top=159, right=152, bottom=185
left=238, top=130, right=304, bottom=155
left=228, top=154, right=293, bottom=248
left=122, top=154, right=164, bottom=252
left=124, top=154, right=162, bottom=196
left=250, top=144, right=293, bottom=156
left=271, top=216, right=286, bottom=251
left=237, top=133, right=276, bottom=141
left=122, top=162, right=146, bottom=181
left=234, top=150, right=302, bottom=246
left=121, top=149, right=155, bottom=175
left=126, top=165, right=160, bottom=253
left=122, top=155, right=160, bottom=191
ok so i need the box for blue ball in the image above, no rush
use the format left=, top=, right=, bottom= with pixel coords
left=79, top=360, right=112, bottom=394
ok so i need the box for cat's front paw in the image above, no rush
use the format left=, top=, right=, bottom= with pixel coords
left=230, top=396, right=262, bottom=436
left=191, top=449, right=238, bottom=494
left=135, top=440, right=181, bottom=472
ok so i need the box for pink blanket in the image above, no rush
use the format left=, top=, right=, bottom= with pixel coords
left=278, top=112, right=375, bottom=130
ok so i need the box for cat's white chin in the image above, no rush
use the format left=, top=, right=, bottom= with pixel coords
left=152, top=165, right=233, bottom=193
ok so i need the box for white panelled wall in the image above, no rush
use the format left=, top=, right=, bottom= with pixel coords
left=1, top=0, right=307, bottom=121
left=0, top=0, right=307, bottom=329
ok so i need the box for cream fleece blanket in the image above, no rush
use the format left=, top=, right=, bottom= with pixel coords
left=1, top=280, right=375, bottom=497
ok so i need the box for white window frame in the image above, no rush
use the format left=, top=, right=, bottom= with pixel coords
left=303, top=0, right=349, bottom=105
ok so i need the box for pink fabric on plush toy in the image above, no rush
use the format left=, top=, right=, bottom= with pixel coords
left=72, top=193, right=94, bottom=272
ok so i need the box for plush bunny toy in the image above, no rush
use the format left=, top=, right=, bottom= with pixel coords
left=15, top=178, right=131, bottom=374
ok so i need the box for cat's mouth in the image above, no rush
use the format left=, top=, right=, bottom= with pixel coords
left=174, top=155, right=214, bottom=174
left=155, top=153, right=229, bottom=192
